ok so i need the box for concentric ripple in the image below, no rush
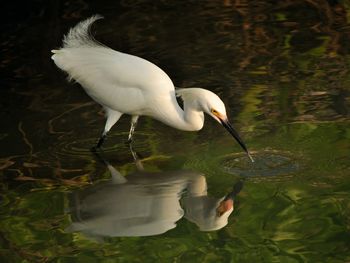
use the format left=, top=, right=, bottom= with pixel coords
left=220, top=150, right=300, bottom=178
left=48, top=132, right=152, bottom=160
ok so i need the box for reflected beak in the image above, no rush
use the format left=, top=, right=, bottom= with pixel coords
left=220, top=118, right=254, bottom=162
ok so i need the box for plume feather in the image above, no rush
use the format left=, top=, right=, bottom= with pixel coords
left=62, top=15, right=104, bottom=48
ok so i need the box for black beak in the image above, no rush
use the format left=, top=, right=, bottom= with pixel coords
left=224, top=180, right=244, bottom=201
left=220, top=119, right=254, bottom=162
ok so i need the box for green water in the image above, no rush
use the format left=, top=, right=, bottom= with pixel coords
left=1, top=1, right=350, bottom=262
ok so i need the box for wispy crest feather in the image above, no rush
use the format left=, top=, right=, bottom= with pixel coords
left=63, top=14, right=104, bottom=48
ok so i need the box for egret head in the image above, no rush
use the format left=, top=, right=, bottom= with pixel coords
left=176, top=88, right=253, bottom=162
left=202, top=90, right=254, bottom=162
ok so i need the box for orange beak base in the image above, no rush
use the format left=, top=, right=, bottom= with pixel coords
left=216, top=199, right=234, bottom=217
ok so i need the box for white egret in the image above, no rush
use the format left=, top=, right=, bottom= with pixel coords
left=51, top=15, right=253, bottom=161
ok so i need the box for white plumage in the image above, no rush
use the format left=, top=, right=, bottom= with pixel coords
left=51, top=15, right=253, bottom=161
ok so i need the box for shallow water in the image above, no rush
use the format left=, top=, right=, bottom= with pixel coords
left=1, top=1, right=350, bottom=262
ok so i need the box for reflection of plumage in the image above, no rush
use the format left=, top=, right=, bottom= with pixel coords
left=68, top=172, right=187, bottom=237
left=67, top=162, right=235, bottom=237
left=183, top=196, right=233, bottom=231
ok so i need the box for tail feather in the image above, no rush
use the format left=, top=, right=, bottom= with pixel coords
left=62, top=14, right=103, bottom=48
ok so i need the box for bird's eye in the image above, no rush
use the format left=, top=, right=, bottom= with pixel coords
left=211, top=109, right=218, bottom=115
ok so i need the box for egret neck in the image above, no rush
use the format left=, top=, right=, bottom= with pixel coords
left=150, top=93, right=204, bottom=131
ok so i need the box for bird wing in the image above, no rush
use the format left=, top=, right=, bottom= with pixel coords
left=52, top=47, right=175, bottom=114
left=53, top=47, right=173, bottom=88
left=51, top=15, right=176, bottom=114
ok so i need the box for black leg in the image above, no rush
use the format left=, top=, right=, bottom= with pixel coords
left=92, top=147, right=109, bottom=165
left=91, top=133, right=107, bottom=152
left=96, top=134, right=107, bottom=148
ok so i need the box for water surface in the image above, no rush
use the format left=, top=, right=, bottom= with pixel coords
left=1, top=1, right=350, bottom=262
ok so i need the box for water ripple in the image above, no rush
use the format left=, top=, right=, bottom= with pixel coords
left=48, top=132, right=152, bottom=160
left=220, top=150, right=300, bottom=179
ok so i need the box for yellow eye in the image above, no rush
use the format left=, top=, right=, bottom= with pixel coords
left=211, top=109, right=217, bottom=114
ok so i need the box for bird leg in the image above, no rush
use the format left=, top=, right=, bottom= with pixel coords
left=129, top=143, right=144, bottom=171
left=91, top=133, right=107, bottom=152
left=127, top=115, right=139, bottom=143
left=95, top=133, right=107, bottom=149
left=91, top=109, right=122, bottom=151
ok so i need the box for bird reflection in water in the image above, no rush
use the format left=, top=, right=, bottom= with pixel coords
left=66, top=147, right=243, bottom=237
